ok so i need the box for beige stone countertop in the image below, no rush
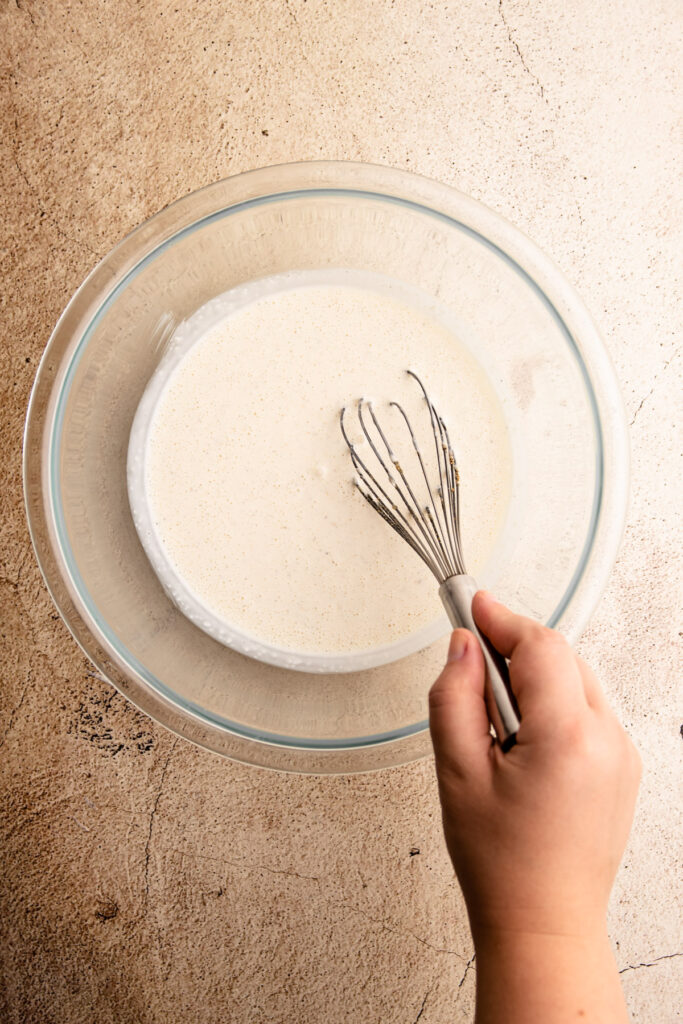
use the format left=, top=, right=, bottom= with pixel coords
left=1, top=2, right=681, bottom=1021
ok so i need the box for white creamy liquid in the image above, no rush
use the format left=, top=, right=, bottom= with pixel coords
left=142, top=272, right=512, bottom=654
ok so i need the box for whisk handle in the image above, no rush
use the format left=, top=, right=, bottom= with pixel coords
left=438, top=575, right=520, bottom=751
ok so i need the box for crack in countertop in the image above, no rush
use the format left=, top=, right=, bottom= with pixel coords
left=15, top=0, right=35, bottom=27
left=456, top=952, right=476, bottom=993
left=283, top=0, right=316, bottom=77
left=630, top=345, right=681, bottom=426
left=498, top=0, right=547, bottom=100
left=411, top=987, right=431, bottom=1023
left=143, top=738, right=179, bottom=900
left=619, top=951, right=683, bottom=974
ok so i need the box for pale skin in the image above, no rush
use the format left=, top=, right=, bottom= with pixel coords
left=429, top=591, right=642, bottom=1023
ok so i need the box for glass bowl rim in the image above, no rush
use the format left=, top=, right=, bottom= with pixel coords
left=23, top=160, right=629, bottom=772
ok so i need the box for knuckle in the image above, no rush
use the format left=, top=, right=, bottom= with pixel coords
left=522, top=621, right=567, bottom=648
left=428, top=675, right=453, bottom=711
left=523, top=620, right=548, bottom=642
left=557, top=713, right=589, bottom=750
left=514, top=624, right=572, bottom=673
left=435, top=753, right=468, bottom=786
left=539, top=625, right=569, bottom=648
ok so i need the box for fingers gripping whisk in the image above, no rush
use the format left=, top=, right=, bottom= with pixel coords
left=339, top=370, right=467, bottom=584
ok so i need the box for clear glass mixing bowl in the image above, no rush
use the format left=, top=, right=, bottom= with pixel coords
left=23, top=162, right=628, bottom=773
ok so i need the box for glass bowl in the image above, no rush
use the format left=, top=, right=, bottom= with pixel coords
left=23, top=162, right=628, bottom=773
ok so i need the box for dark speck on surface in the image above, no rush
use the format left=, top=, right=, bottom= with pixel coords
left=95, top=898, right=119, bottom=921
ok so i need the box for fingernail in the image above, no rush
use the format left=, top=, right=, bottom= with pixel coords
left=447, top=632, right=467, bottom=663
left=479, top=590, right=498, bottom=603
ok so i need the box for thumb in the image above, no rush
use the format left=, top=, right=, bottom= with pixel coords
left=429, top=629, right=492, bottom=778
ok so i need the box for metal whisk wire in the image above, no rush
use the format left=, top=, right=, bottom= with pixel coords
left=339, top=370, right=466, bottom=583
left=339, top=368, right=521, bottom=751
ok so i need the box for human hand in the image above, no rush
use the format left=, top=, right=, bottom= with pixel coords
left=429, top=591, right=641, bottom=943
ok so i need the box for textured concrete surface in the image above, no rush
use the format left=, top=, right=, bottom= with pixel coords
left=1, top=1, right=681, bottom=1021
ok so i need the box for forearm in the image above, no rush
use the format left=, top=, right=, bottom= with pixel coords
left=472, top=926, right=630, bottom=1024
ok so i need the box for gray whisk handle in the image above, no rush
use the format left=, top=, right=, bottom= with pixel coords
left=438, top=575, right=520, bottom=751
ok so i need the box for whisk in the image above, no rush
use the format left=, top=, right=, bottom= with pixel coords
left=340, top=370, right=520, bottom=751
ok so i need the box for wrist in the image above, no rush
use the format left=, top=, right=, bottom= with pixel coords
left=471, top=926, right=629, bottom=1024
left=462, top=886, right=609, bottom=947
left=471, top=920, right=611, bottom=956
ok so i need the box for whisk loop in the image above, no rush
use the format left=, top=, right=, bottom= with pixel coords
left=339, top=370, right=466, bottom=584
